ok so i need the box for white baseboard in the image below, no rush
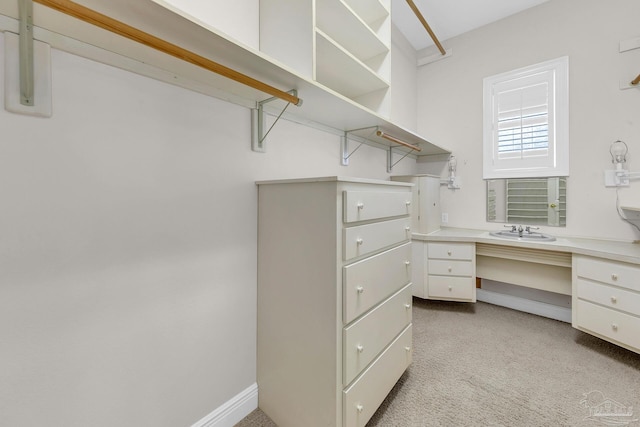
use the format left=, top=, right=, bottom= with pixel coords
left=477, top=289, right=571, bottom=323
left=191, top=383, right=258, bottom=427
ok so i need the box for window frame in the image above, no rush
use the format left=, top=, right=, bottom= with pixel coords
left=483, top=57, right=569, bottom=179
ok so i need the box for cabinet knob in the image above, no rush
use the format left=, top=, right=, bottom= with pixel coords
left=405, top=226, right=411, bottom=232
left=404, top=346, right=411, bottom=352
left=356, top=404, right=364, bottom=413
left=357, top=202, right=364, bottom=210
left=356, top=238, right=363, bottom=245
left=356, top=344, right=364, bottom=353
left=447, top=250, right=452, bottom=256
left=405, top=261, right=411, bottom=266
left=405, top=200, right=411, bottom=206
left=448, top=266, right=452, bottom=272
left=612, top=323, right=618, bottom=331
left=356, top=286, right=365, bottom=294
left=448, top=286, right=453, bottom=291
left=611, top=296, right=617, bottom=304
left=404, top=303, right=411, bottom=309
left=611, top=273, right=618, bottom=281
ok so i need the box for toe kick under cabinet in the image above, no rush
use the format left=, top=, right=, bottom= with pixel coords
left=257, top=177, right=413, bottom=427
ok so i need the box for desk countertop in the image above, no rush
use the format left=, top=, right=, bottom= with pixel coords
left=412, top=228, right=640, bottom=265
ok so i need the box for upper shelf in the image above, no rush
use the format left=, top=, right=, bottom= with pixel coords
left=0, top=0, right=450, bottom=156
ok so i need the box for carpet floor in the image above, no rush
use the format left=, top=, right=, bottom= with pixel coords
left=236, top=299, right=640, bottom=426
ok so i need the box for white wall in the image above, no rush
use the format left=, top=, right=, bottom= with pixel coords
left=0, top=36, right=415, bottom=427
left=390, top=23, right=418, bottom=132
left=416, top=0, right=640, bottom=241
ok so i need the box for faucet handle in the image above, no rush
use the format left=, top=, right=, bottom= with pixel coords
left=504, top=224, right=517, bottom=232
left=525, top=226, right=540, bottom=233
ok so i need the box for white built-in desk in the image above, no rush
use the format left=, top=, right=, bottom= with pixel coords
left=412, top=228, right=640, bottom=355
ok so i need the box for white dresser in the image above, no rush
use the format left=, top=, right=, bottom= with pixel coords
left=573, top=255, right=640, bottom=353
left=426, top=242, right=476, bottom=302
left=257, top=177, right=413, bottom=427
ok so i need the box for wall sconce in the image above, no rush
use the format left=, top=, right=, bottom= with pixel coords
left=448, top=154, right=461, bottom=189
left=604, top=140, right=640, bottom=187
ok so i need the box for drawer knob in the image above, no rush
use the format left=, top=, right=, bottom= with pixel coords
left=611, top=296, right=617, bottom=304
left=404, top=346, right=411, bottom=352
left=356, top=286, right=365, bottom=294
left=612, top=323, right=618, bottom=331
left=404, top=303, right=411, bottom=309
left=356, top=344, right=364, bottom=353
left=357, top=203, right=364, bottom=210
left=356, top=238, right=363, bottom=245
left=448, top=286, right=453, bottom=291
left=611, top=273, right=618, bottom=281
left=405, top=226, right=411, bottom=232
left=448, top=266, right=452, bottom=272
left=447, top=250, right=452, bottom=256
left=405, top=200, right=411, bottom=206
left=356, top=404, right=364, bottom=413
left=405, top=261, right=411, bottom=266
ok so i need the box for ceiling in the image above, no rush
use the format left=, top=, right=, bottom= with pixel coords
left=392, top=0, right=550, bottom=51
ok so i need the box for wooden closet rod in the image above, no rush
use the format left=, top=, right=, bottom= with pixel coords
left=632, top=74, right=640, bottom=86
left=32, top=0, right=302, bottom=105
left=405, top=0, right=445, bottom=55
left=376, top=130, right=422, bottom=152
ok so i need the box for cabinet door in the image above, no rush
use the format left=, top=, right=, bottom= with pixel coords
left=418, top=176, right=441, bottom=234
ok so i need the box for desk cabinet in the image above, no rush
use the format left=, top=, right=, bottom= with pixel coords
left=257, top=177, right=413, bottom=427
left=573, top=255, right=640, bottom=354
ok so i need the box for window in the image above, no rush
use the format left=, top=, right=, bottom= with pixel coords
left=483, top=57, right=569, bottom=179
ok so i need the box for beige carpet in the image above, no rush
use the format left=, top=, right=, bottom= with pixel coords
left=237, top=299, right=640, bottom=426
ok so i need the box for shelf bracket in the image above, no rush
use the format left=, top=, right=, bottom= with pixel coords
left=19, top=0, right=34, bottom=106
left=341, top=132, right=365, bottom=166
left=251, top=89, right=299, bottom=153
left=387, top=146, right=412, bottom=173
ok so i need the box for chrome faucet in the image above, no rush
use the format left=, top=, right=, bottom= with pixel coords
left=518, top=225, right=524, bottom=237
left=525, top=225, right=540, bottom=234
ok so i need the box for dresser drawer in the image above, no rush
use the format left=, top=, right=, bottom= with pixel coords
left=575, top=300, right=640, bottom=351
left=343, top=284, right=412, bottom=385
left=575, top=256, right=640, bottom=292
left=343, top=325, right=412, bottom=427
left=343, top=218, right=411, bottom=261
left=576, top=278, right=640, bottom=317
left=343, top=243, right=411, bottom=324
left=343, top=191, right=412, bottom=223
left=427, top=242, right=474, bottom=261
left=428, top=259, right=474, bottom=277
left=428, top=276, right=475, bottom=301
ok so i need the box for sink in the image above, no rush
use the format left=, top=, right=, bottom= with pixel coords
left=489, top=230, right=556, bottom=242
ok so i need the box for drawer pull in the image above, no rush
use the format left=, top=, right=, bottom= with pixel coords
left=612, top=323, right=618, bottom=331
left=405, top=261, right=411, bottom=266
left=404, top=346, right=411, bottom=352
left=356, top=344, right=364, bottom=353
left=447, top=250, right=452, bottom=256
left=611, top=296, right=617, bottom=304
left=611, top=273, right=618, bottom=281
left=404, top=303, right=411, bottom=309
left=447, top=266, right=452, bottom=272
left=356, top=238, right=363, bottom=245
left=448, top=286, right=453, bottom=291
left=356, top=286, right=365, bottom=294
left=357, top=202, right=364, bottom=210
left=356, top=404, right=364, bottom=413
left=405, top=200, right=411, bottom=206
left=405, top=226, right=411, bottom=232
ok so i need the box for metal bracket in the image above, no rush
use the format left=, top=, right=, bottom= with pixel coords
left=251, top=89, right=299, bottom=152
left=19, top=0, right=34, bottom=106
left=387, top=146, right=413, bottom=173
left=341, top=132, right=365, bottom=166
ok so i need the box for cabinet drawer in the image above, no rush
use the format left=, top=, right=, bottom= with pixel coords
left=343, top=191, right=412, bottom=223
left=428, top=259, right=474, bottom=277
left=343, top=218, right=411, bottom=261
left=343, top=243, right=411, bottom=324
left=428, top=242, right=474, bottom=261
left=343, top=325, right=412, bottom=427
left=575, top=256, right=640, bottom=292
left=575, top=279, right=640, bottom=317
left=343, top=284, right=412, bottom=385
left=428, top=276, right=476, bottom=301
left=575, top=299, right=640, bottom=352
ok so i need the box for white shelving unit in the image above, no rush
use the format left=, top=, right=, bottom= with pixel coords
left=0, top=0, right=450, bottom=157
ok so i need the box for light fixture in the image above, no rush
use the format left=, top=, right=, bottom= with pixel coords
left=610, top=140, right=628, bottom=170
left=447, top=155, right=460, bottom=189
